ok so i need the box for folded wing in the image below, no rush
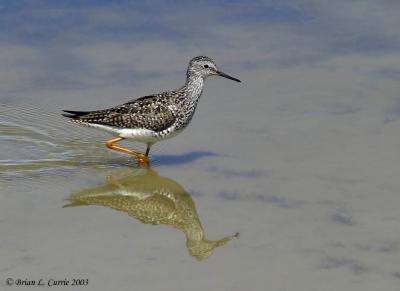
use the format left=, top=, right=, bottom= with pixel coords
left=62, top=95, right=176, bottom=132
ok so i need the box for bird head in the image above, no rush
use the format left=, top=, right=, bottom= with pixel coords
left=187, top=56, right=241, bottom=82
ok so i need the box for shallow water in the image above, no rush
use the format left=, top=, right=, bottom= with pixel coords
left=1, top=93, right=400, bottom=291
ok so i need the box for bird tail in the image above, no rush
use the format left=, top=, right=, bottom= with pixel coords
left=62, top=110, right=90, bottom=119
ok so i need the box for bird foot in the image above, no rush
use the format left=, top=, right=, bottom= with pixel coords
left=137, top=154, right=150, bottom=166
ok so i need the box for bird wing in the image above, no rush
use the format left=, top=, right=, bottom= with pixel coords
left=63, top=94, right=176, bottom=132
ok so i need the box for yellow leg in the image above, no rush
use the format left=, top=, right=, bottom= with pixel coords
left=105, top=137, right=149, bottom=165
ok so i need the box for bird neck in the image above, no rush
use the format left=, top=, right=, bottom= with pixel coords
left=182, top=74, right=204, bottom=104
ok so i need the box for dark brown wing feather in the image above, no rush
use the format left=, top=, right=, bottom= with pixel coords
left=63, top=94, right=176, bottom=132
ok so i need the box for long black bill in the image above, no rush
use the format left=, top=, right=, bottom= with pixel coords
left=217, top=70, right=241, bottom=82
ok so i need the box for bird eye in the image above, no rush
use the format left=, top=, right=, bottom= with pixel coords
left=203, top=65, right=209, bottom=68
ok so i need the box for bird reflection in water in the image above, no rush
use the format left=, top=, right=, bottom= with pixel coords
left=64, top=167, right=239, bottom=261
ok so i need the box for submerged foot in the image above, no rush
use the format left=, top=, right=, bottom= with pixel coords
left=137, top=154, right=150, bottom=167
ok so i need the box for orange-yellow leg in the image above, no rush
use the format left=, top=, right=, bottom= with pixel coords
left=105, top=137, right=149, bottom=165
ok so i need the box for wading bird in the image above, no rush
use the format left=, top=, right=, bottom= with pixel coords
left=62, top=56, right=240, bottom=165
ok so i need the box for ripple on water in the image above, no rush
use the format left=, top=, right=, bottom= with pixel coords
left=0, top=103, right=136, bottom=183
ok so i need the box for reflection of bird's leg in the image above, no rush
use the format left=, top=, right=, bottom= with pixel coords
left=106, top=175, right=124, bottom=187
left=105, top=137, right=149, bottom=164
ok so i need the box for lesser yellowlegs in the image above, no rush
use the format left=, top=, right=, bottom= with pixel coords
left=62, top=56, right=241, bottom=164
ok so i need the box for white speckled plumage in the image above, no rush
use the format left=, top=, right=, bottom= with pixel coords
left=62, top=56, right=240, bottom=158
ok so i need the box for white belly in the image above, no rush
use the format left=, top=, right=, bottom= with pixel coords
left=77, top=122, right=181, bottom=143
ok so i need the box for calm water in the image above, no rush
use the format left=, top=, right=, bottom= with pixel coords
left=1, top=89, right=400, bottom=291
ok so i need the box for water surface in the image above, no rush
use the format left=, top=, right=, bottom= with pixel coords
left=1, top=96, right=400, bottom=291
